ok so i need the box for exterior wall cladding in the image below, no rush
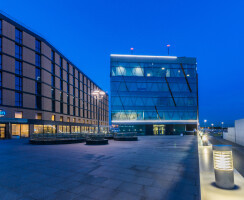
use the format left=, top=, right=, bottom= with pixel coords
left=110, top=54, right=198, bottom=135
left=0, top=13, right=109, bottom=139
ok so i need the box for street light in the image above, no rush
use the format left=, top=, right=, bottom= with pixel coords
left=211, top=123, right=214, bottom=131
left=221, top=122, right=224, bottom=134
left=213, top=145, right=234, bottom=189
left=91, top=90, right=105, bottom=134
left=204, top=119, right=207, bottom=133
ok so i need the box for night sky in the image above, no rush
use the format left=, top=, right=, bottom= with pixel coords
left=1, top=0, right=244, bottom=127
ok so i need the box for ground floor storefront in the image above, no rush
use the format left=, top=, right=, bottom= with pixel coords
left=0, top=120, right=109, bottom=139
left=113, top=124, right=198, bottom=135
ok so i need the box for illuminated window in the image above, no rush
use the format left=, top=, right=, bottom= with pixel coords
left=132, top=67, right=144, bottom=76
left=60, top=116, right=63, bottom=122
left=15, top=112, right=23, bottom=118
left=116, top=66, right=126, bottom=76
left=35, top=113, right=42, bottom=120
left=73, top=118, right=76, bottom=123
left=51, top=115, right=55, bottom=121
left=67, top=117, right=70, bottom=122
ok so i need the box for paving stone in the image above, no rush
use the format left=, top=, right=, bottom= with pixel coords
left=0, top=136, right=200, bottom=200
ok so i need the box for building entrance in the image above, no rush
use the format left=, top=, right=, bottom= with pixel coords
left=153, top=125, right=165, bottom=135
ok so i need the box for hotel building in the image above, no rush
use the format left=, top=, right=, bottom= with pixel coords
left=110, top=54, right=198, bottom=135
left=0, top=13, right=109, bottom=139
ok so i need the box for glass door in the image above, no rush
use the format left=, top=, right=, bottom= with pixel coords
left=153, top=125, right=165, bottom=135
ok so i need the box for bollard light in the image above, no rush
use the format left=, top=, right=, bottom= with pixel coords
left=202, top=135, right=208, bottom=146
left=212, top=145, right=234, bottom=189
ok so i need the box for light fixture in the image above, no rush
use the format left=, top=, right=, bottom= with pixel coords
left=213, top=145, right=234, bottom=189
left=202, top=135, right=208, bottom=146
left=161, top=67, right=165, bottom=70
left=187, top=74, right=190, bottom=77
left=147, top=73, right=151, bottom=77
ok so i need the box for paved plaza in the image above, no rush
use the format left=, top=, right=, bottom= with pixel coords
left=0, top=136, right=200, bottom=200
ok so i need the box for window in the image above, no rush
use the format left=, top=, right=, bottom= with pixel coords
left=52, top=100, right=55, bottom=112
left=15, top=92, right=22, bottom=107
left=15, top=60, right=22, bottom=75
left=51, top=115, right=55, bottom=121
left=51, top=88, right=55, bottom=99
left=51, top=50, right=55, bottom=61
left=0, top=55, right=2, bottom=69
left=60, top=102, right=63, bottom=114
left=51, top=75, right=55, bottom=87
left=67, top=63, right=69, bottom=73
left=35, top=113, right=42, bottom=120
left=73, top=118, right=76, bottom=123
left=15, top=44, right=22, bottom=59
left=67, top=117, right=70, bottom=122
left=35, top=40, right=41, bottom=53
left=35, top=54, right=41, bottom=67
left=60, top=57, right=62, bottom=67
left=36, top=68, right=41, bottom=81
left=67, top=104, right=70, bottom=115
left=60, top=116, right=63, bottom=122
left=0, top=20, right=2, bottom=35
left=15, top=29, right=22, bottom=44
left=15, top=112, right=23, bottom=118
left=15, top=76, right=22, bottom=91
left=60, top=68, right=62, bottom=78
left=0, top=37, right=2, bottom=52
left=51, top=63, right=55, bottom=74
left=60, top=79, right=63, bottom=90
left=0, top=89, right=2, bottom=105
left=36, top=96, right=42, bottom=109
left=35, top=82, right=41, bottom=95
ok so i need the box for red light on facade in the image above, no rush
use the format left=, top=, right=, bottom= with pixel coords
left=130, top=47, right=134, bottom=51
left=167, top=44, right=170, bottom=47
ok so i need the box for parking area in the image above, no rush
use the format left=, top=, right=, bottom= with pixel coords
left=0, top=136, right=200, bottom=200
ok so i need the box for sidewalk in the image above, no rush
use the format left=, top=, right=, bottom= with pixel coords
left=198, top=138, right=244, bottom=200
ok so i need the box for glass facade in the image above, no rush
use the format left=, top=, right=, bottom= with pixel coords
left=110, top=55, right=198, bottom=135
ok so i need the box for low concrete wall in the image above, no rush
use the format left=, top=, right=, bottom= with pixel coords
left=223, top=127, right=236, bottom=143
left=224, top=119, right=244, bottom=146
left=235, top=119, right=244, bottom=146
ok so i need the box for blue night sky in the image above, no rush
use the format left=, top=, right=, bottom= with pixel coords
left=1, top=0, right=244, bottom=127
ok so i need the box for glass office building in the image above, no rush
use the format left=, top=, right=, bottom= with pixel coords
left=110, top=54, right=198, bottom=135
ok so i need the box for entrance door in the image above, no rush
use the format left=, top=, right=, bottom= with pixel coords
left=153, top=125, right=165, bottom=135
left=0, top=127, right=5, bottom=139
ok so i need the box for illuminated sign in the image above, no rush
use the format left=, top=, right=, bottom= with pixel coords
left=0, top=110, right=6, bottom=117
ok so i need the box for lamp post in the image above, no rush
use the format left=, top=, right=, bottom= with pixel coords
left=213, top=145, right=234, bottom=189
left=204, top=119, right=207, bottom=133
left=211, top=123, right=214, bottom=131
left=221, top=122, right=224, bottom=135
left=91, top=90, right=105, bottom=134
left=166, top=44, right=170, bottom=55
